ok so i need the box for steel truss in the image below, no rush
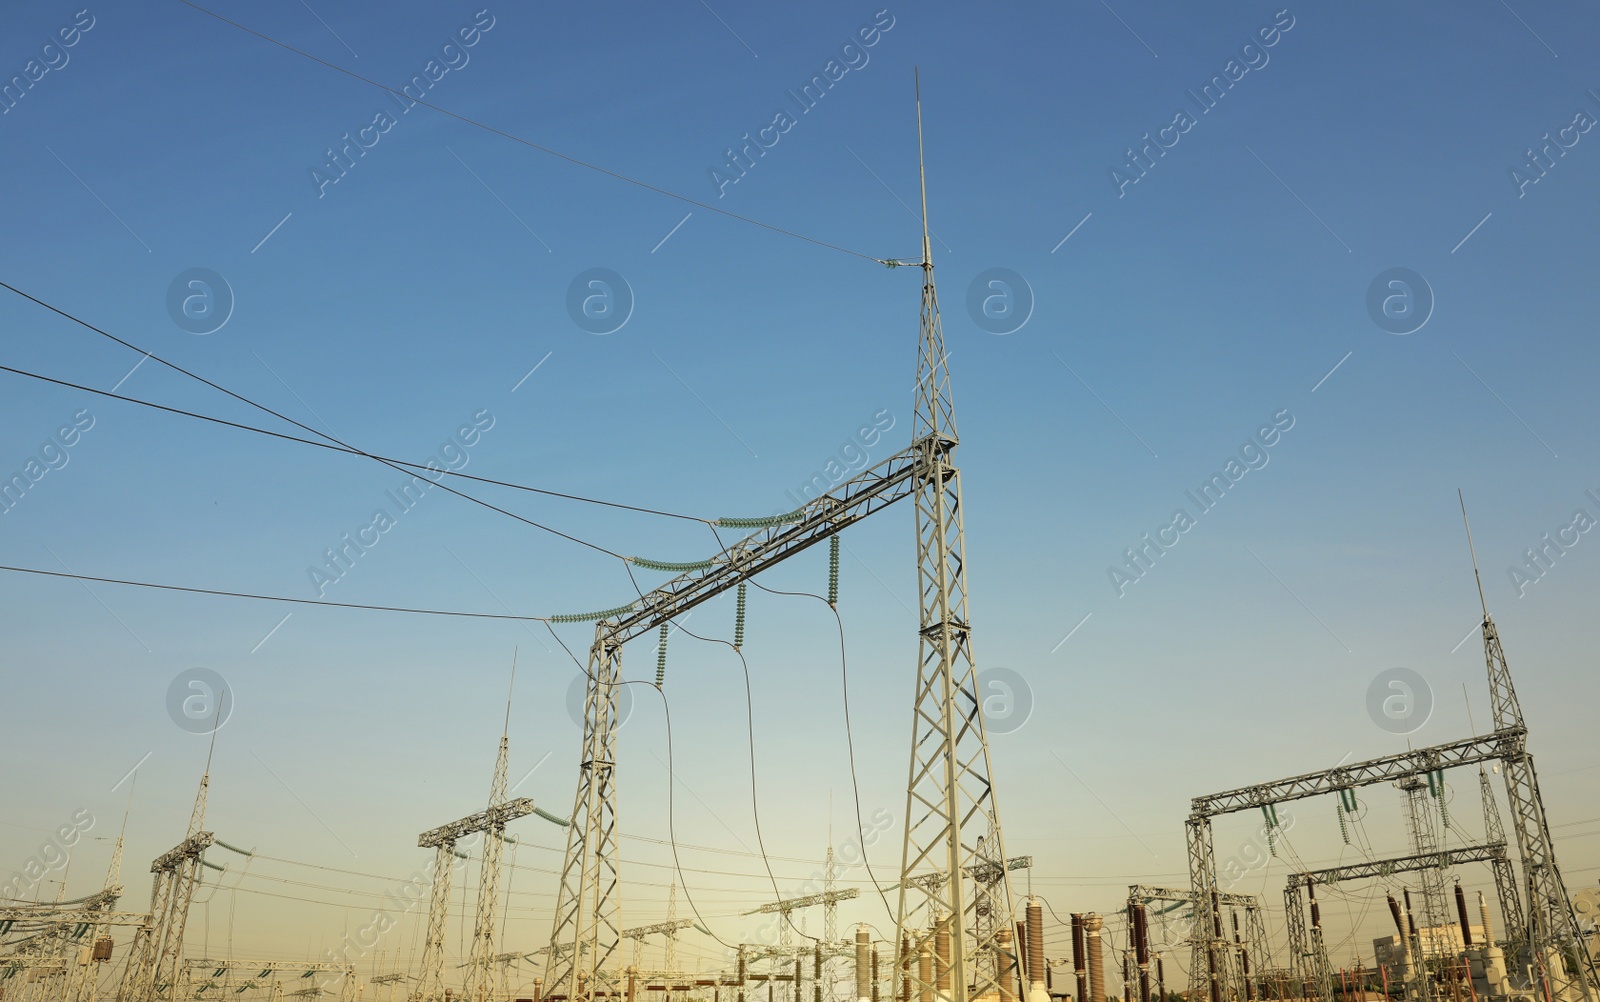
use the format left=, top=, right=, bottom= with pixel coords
left=1282, top=842, right=1513, bottom=1002
left=546, top=87, right=1012, bottom=1002
left=1128, top=887, right=1268, bottom=1002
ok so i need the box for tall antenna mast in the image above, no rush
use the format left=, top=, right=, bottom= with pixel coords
left=1458, top=490, right=1490, bottom=620
left=895, top=69, right=1015, bottom=1002
left=1456, top=491, right=1600, bottom=1001
left=915, top=69, right=932, bottom=268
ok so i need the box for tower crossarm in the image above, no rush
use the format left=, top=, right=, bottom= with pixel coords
left=1189, top=730, right=1519, bottom=818
left=1283, top=841, right=1508, bottom=889
left=151, top=832, right=215, bottom=872
left=1127, top=885, right=1258, bottom=909
left=418, top=799, right=536, bottom=847
left=621, top=919, right=696, bottom=940
left=597, top=444, right=923, bottom=645
left=744, top=889, right=860, bottom=916
left=968, top=855, right=1032, bottom=884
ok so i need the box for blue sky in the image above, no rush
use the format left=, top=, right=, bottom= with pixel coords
left=3, top=0, right=1599, bottom=989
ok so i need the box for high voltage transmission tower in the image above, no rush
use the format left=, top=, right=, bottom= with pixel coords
left=1398, top=774, right=1451, bottom=968
left=1461, top=500, right=1597, bottom=1002
left=120, top=739, right=221, bottom=1002
left=467, top=672, right=525, bottom=1002
left=1478, top=765, right=1527, bottom=956
left=1184, top=501, right=1597, bottom=1002
left=891, top=74, right=1016, bottom=1002
left=542, top=78, right=1015, bottom=1002
left=418, top=673, right=560, bottom=1002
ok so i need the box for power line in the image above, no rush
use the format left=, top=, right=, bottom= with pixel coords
left=0, top=278, right=630, bottom=562
left=0, top=361, right=708, bottom=524
left=173, top=0, right=890, bottom=267
left=0, top=563, right=548, bottom=621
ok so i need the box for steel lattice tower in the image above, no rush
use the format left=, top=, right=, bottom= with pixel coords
left=1399, top=776, right=1450, bottom=967
left=1463, top=500, right=1597, bottom=1001
left=467, top=708, right=515, bottom=1002
left=121, top=773, right=213, bottom=1002
left=1478, top=766, right=1527, bottom=955
left=417, top=835, right=459, bottom=1002
left=546, top=630, right=625, bottom=1001
left=892, top=76, right=1015, bottom=1002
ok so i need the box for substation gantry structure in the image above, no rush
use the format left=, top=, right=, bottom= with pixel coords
left=620, top=917, right=696, bottom=976
left=1184, top=525, right=1598, bottom=1002
left=1, top=894, right=149, bottom=1002
left=1281, top=840, right=1514, bottom=1002
left=178, top=960, right=359, bottom=1002
left=118, top=766, right=239, bottom=1002
left=542, top=91, right=1018, bottom=1002
left=1124, top=887, right=1269, bottom=1002
left=738, top=886, right=863, bottom=1002
left=416, top=674, right=570, bottom=1002
left=2, top=823, right=143, bottom=1002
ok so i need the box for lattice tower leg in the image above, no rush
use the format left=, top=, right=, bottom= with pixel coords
left=1185, top=820, right=1223, bottom=1002
left=1244, top=905, right=1272, bottom=994
left=1281, top=885, right=1307, bottom=998
left=1480, top=617, right=1598, bottom=1002
left=546, top=632, right=625, bottom=1002
left=1401, top=778, right=1451, bottom=982
left=467, top=826, right=506, bottom=1002
left=1307, top=927, right=1334, bottom=1002
left=419, top=842, right=457, bottom=1002
left=120, top=871, right=170, bottom=1002
left=891, top=150, right=1014, bottom=1002
left=152, top=858, right=204, bottom=1000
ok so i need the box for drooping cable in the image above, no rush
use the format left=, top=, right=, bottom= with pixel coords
left=665, top=616, right=822, bottom=946
left=0, top=279, right=628, bottom=561
left=0, top=361, right=709, bottom=524
left=738, top=571, right=896, bottom=926
left=0, top=563, right=547, bottom=620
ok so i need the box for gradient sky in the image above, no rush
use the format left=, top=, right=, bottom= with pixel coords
left=3, top=0, right=1599, bottom=994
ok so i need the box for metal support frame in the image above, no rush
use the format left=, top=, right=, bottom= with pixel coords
left=544, top=87, right=1012, bottom=1002
left=1128, top=887, right=1265, bottom=1002
left=544, top=448, right=924, bottom=1002
left=890, top=81, right=1014, bottom=1002
left=119, top=771, right=215, bottom=1002
left=1479, top=767, right=1528, bottom=957
left=418, top=798, right=536, bottom=1002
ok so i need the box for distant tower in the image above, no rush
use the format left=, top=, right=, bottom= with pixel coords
left=1477, top=766, right=1527, bottom=956
left=121, top=725, right=221, bottom=1002
left=1398, top=775, right=1450, bottom=962
left=1462, top=497, right=1598, bottom=1000
left=467, top=670, right=519, bottom=1002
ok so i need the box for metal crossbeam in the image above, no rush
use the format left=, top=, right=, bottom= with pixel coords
left=1128, top=886, right=1256, bottom=909
left=418, top=800, right=535, bottom=848
left=746, top=889, right=860, bottom=916
left=1189, top=731, right=1514, bottom=818
left=622, top=919, right=695, bottom=939
left=610, top=446, right=921, bottom=643
left=544, top=447, right=924, bottom=1002
left=1285, top=841, right=1507, bottom=887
